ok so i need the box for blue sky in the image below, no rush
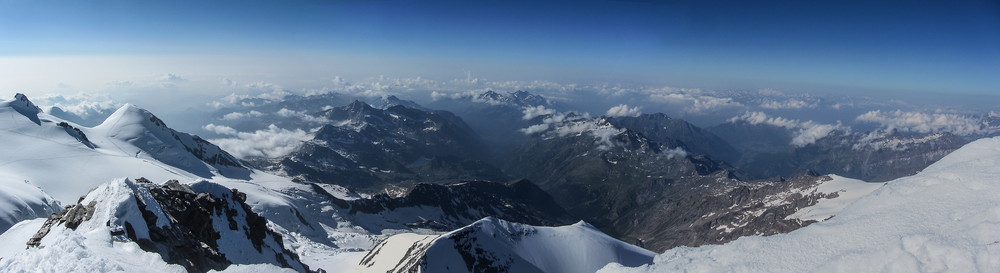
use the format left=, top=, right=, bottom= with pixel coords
left=1, top=0, right=998, bottom=96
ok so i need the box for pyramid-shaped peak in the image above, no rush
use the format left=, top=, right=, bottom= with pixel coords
left=479, top=90, right=501, bottom=98
left=346, top=100, right=375, bottom=111
left=98, top=103, right=168, bottom=129
left=12, top=93, right=41, bottom=112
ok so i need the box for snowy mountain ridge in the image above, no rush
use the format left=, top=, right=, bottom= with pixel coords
left=0, top=178, right=309, bottom=273
left=0, top=94, right=249, bottom=203
left=472, top=90, right=551, bottom=107
left=355, top=217, right=655, bottom=273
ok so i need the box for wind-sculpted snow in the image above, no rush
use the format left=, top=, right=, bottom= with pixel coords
left=355, top=217, right=654, bottom=273
left=600, top=137, right=1000, bottom=272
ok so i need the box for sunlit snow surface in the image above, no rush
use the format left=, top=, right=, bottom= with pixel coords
left=785, top=175, right=885, bottom=222
left=601, top=137, right=1000, bottom=273
left=0, top=95, right=372, bottom=271
left=0, top=97, right=233, bottom=203
left=355, top=218, right=655, bottom=273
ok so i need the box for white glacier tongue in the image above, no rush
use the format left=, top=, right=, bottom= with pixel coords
left=601, top=137, right=1000, bottom=273
left=355, top=217, right=655, bottom=273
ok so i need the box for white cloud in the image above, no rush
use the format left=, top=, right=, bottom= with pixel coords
left=276, top=108, right=328, bottom=123
left=730, top=111, right=845, bottom=147
left=220, top=111, right=264, bottom=120
left=519, top=110, right=623, bottom=150
left=204, top=124, right=312, bottom=158
left=606, top=104, right=642, bottom=117
left=649, top=92, right=744, bottom=114
left=202, top=123, right=239, bottom=136
left=34, top=93, right=120, bottom=120
left=160, top=73, right=185, bottom=82
left=208, top=84, right=292, bottom=108
left=759, top=99, right=815, bottom=109
left=663, top=147, right=688, bottom=159
left=757, top=88, right=784, bottom=96
left=791, top=122, right=842, bottom=147
left=520, top=124, right=550, bottom=135
left=856, top=110, right=992, bottom=136
left=522, top=105, right=556, bottom=120
left=222, top=78, right=238, bottom=87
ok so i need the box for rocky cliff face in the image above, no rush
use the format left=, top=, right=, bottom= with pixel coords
left=26, top=178, right=310, bottom=273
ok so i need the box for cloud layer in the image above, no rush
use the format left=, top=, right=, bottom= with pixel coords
left=202, top=124, right=312, bottom=158
left=856, top=110, right=993, bottom=136
left=606, top=104, right=642, bottom=117
left=520, top=111, right=624, bottom=150
left=730, top=111, right=845, bottom=147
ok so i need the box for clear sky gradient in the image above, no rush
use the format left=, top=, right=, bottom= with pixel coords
left=1, top=0, right=998, bottom=95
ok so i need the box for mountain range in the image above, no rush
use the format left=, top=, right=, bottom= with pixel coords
left=1, top=91, right=996, bottom=272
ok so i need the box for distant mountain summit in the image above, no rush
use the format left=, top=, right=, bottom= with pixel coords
left=96, top=104, right=251, bottom=179
left=473, top=90, right=551, bottom=107
left=426, top=90, right=556, bottom=162
left=253, top=101, right=504, bottom=191
left=608, top=113, right=742, bottom=163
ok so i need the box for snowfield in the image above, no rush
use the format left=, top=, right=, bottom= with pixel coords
left=0, top=94, right=243, bottom=204
left=601, top=136, right=1000, bottom=273
left=785, top=174, right=885, bottom=222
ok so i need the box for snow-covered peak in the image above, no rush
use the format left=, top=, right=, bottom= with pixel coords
left=9, top=93, right=41, bottom=113
left=355, top=217, right=654, bottom=273
left=472, top=90, right=550, bottom=107
left=92, top=103, right=248, bottom=179
left=97, top=103, right=167, bottom=130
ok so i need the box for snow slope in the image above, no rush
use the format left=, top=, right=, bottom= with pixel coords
left=601, top=136, right=1000, bottom=272
left=0, top=94, right=250, bottom=203
left=0, top=94, right=402, bottom=271
left=785, top=175, right=884, bottom=222
left=355, top=217, right=655, bottom=273
left=0, top=174, right=60, bottom=233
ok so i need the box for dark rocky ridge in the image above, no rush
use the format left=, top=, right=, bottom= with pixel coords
left=254, top=101, right=506, bottom=191
left=614, top=172, right=844, bottom=251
